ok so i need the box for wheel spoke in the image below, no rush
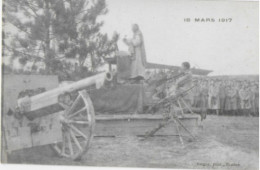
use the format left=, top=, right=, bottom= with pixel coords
left=70, top=129, right=82, bottom=151
left=67, top=95, right=82, bottom=115
left=69, top=124, right=88, bottom=139
left=66, top=132, right=74, bottom=156
left=59, top=103, right=70, bottom=110
left=61, top=132, right=66, bottom=155
left=53, top=144, right=61, bottom=155
left=69, top=120, right=90, bottom=125
left=60, top=152, right=70, bottom=158
left=68, top=107, right=87, bottom=119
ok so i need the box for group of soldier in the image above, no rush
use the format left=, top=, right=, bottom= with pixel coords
left=191, top=78, right=259, bottom=116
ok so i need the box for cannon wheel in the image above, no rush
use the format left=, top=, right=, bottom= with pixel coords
left=51, top=90, right=95, bottom=160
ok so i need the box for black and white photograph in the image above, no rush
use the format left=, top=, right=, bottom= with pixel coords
left=1, top=0, right=259, bottom=169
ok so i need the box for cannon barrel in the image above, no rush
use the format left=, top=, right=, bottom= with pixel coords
left=17, top=72, right=112, bottom=118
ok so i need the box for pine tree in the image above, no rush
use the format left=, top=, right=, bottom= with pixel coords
left=4, top=0, right=118, bottom=75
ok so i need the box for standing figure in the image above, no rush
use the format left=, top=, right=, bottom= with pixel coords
left=201, top=80, right=209, bottom=111
left=251, top=83, right=259, bottom=116
left=165, top=62, right=193, bottom=117
left=219, top=81, right=226, bottom=115
left=224, top=85, right=232, bottom=115
left=123, top=24, right=147, bottom=82
left=254, top=84, right=259, bottom=116
left=229, top=85, right=238, bottom=115
left=191, top=80, right=201, bottom=108
left=208, top=81, right=220, bottom=115
left=239, top=85, right=252, bottom=116
left=235, top=82, right=242, bottom=115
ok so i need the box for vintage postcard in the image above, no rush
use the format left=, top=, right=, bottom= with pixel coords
left=1, top=0, right=259, bottom=169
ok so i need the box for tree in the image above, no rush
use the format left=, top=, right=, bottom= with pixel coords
left=53, top=0, right=119, bottom=72
left=4, top=0, right=118, bottom=74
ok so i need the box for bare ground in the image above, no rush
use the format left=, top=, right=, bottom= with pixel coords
left=6, top=115, right=259, bottom=170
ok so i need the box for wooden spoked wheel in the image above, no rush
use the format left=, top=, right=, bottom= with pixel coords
left=51, top=90, right=95, bottom=160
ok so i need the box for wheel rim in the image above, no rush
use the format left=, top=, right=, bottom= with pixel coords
left=52, top=90, right=95, bottom=160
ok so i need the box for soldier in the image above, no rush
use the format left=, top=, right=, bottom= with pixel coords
left=239, top=84, right=252, bottom=116
left=176, top=62, right=192, bottom=90
left=224, top=85, right=232, bottom=115
left=191, top=79, right=201, bottom=108
left=250, top=83, right=259, bottom=116
left=235, top=81, right=242, bottom=115
left=219, top=80, right=226, bottom=115
left=254, top=83, right=259, bottom=116
left=167, top=62, right=192, bottom=97
left=208, top=80, right=220, bottom=115
left=172, top=62, right=193, bottom=112
left=200, top=80, right=209, bottom=120
left=229, top=84, right=238, bottom=115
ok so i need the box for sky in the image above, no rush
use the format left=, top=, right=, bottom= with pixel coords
left=100, top=0, right=259, bottom=75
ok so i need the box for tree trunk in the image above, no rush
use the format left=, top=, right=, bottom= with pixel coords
left=90, top=53, right=95, bottom=72
left=44, top=0, right=51, bottom=73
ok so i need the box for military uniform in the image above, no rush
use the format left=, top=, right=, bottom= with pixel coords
left=166, top=70, right=192, bottom=97
left=208, top=83, right=220, bottom=110
left=239, top=88, right=251, bottom=109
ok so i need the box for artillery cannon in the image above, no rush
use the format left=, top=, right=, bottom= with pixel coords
left=2, top=72, right=112, bottom=160
left=2, top=69, right=200, bottom=162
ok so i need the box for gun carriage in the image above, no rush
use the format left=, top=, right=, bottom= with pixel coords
left=3, top=72, right=112, bottom=160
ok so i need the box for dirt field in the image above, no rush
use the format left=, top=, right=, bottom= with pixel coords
left=6, top=115, right=259, bottom=170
